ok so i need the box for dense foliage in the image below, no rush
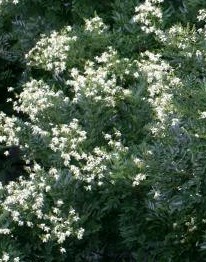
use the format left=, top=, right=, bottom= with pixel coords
left=0, top=0, right=206, bottom=261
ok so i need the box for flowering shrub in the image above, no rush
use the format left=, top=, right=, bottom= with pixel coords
left=0, top=0, right=206, bottom=261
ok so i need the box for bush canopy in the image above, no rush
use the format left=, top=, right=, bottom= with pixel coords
left=0, top=0, right=206, bottom=261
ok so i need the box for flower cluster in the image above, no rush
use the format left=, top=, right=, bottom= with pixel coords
left=0, top=164, right=83, bottom=249
left=132, top=173, right=146, bottom=187
left=133, top=0, right=163, bottom=35
left=85, top=16, right=108, bottom=34
left=72, top=146, right=111, bottom=190
left=199, top=111, right=206, bottom=119
left=162, top=25, right=197, bottom=55
left=0, top=253, right=19, bottom=262
left=0, top=0, right=18, bottom=4
left=26, top=27, right=77, bottom=74
left=50, top=119, right=87, bottom=166
left=138, top=51, right=182, bottom=134
left=50, top=125, right=127, bottom=189
left=13, top=79, right=69, bottom=122
left=67, top=48, right=131, bottom=107
left=0, top=112, right=19, bottom=146
left=197, top=9, right=206, bottom=22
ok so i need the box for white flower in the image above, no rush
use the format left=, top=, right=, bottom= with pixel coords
left=133, top=0, right=163, bottom=35
left=13, top=79, right=68, bottom=122
left=60, top=247, right=66, bottom=253
left=197, top=9, right=206, bottom=21
left=4, top=151, right=9, bottom=156
left=77, top=228, right=84, bottom=239
left=133, top=158, right=144, bottom=168
left=7, top=87, right=14, bottom=92
left=26, top=27, right=77, bottom=73
left=0, top=228, right=10, bottom=235
left=133, top=173, right=146, bottom=186
left=200, top=111, right=206, bottom=119
left=2, top=253, right=9, bottom=262
left=154, top=190, right=161, bottom=200
left=57, top=200, right=64, bottom=207
left=85, top=16, right=108, bottom=34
